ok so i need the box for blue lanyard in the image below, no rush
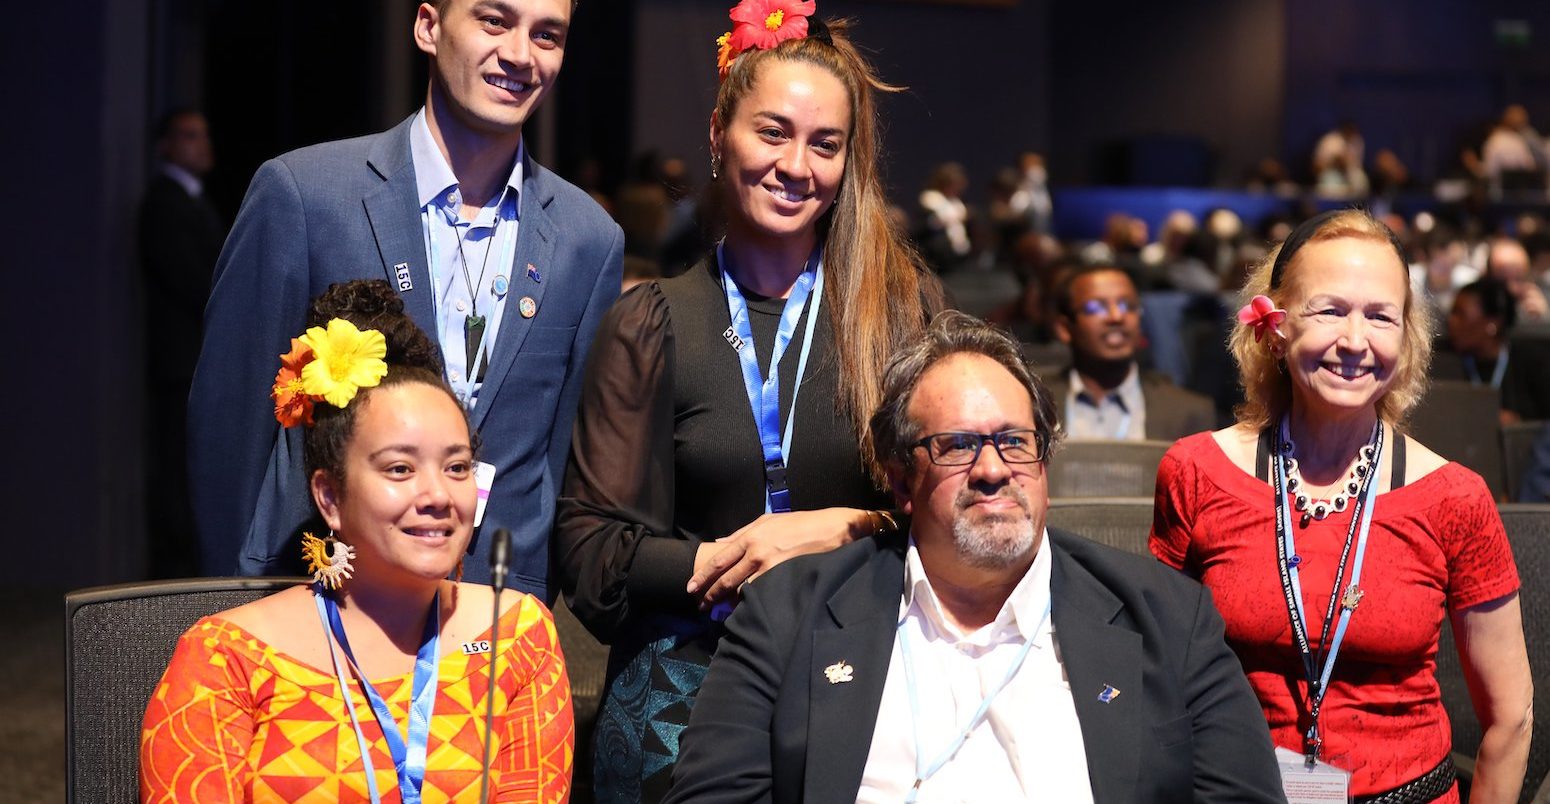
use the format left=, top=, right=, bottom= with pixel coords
left=1463, top=346, right=1509, bottom=390
left=313, top=588, right=442, bottom=804
left=717, top=242, right=824, bottom=514
left=897, top=598, right=1049, bottom=802
left=1271, top=418, right=1381, bottom=766
left=421, top=190, right=517, bottom=407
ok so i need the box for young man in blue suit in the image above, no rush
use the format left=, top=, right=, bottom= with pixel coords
left=667, top=312, right=1282, bottom=803
left=188, top=0, right=623, bottom=594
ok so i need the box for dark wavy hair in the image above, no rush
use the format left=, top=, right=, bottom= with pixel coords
left=869, top=311, right=1063, bottom=482
left=301, top=280, right=468, bottom=487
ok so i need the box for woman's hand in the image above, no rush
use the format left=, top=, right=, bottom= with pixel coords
left=686, top=507, right=876, bottom=610
left=1453, top=593, right=1533, bottom=804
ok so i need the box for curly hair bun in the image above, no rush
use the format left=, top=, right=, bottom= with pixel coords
left=307, top=279, right=443, bottom=375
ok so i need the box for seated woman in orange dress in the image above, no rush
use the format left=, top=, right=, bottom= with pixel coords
left=140, top=280, right=572, bottom=803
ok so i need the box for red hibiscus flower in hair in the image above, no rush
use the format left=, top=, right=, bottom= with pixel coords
left=728, top=0, right=813, bottom=53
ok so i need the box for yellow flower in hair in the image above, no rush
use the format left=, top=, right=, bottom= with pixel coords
left=298, top=318, right=388, bottom=408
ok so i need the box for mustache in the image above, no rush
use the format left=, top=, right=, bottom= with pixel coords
left=954, top=483, right=1032, bottom=515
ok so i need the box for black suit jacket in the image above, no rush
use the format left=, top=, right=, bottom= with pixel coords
left=139, top=172, right=225, bottom=384
left=665, top=529, right=1284, bottom=804
left=1045, top=366, right=1218, bottom=443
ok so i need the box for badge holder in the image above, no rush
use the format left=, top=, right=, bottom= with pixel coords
left=1275, top=746, right=1351, bottom=803
left=473, top=461, right=496, bottom=527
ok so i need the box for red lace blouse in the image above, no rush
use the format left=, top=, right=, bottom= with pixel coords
left=1150, top=432, right=1518, bottom=798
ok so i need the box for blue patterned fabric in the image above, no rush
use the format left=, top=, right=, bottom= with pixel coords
left=592, top=614, right=720, bottom=803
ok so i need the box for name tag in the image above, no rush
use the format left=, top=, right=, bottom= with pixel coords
left=461, top=640, right=492, bottom=655
left=1275, top=747, right=1350, bottom=803
left=473, top=461, right=496, bottom=527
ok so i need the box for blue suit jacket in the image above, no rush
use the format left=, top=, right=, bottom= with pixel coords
left=187, top=115, right=623, bottom=595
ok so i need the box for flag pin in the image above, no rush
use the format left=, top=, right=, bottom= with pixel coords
left=527, top=263, right=541, bottom=283
left=1098, top=684, right=1121, bottom=703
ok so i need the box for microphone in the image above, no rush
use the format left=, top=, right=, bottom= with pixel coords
left=489, top=526, right=512, bottom=594
left=479, top=528, right=513, bottom=802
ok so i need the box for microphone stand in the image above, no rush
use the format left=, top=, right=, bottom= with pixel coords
left=478, top=528, right=512, bottom=803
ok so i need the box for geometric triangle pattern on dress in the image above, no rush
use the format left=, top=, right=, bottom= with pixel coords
left=140, top=595, right=574, bottom=803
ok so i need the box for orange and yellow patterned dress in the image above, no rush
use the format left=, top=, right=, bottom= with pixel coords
left=140, top=593, right=572, bottom=803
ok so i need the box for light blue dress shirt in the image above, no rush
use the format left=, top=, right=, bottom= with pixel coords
left=409, top=109, right=523, bottom=407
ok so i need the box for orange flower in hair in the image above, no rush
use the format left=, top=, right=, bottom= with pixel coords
left=272, top=338, right=316, bottom=428
left=718, top=0, right=814, bottom=79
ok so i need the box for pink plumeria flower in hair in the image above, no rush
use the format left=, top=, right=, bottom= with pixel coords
left=1238, top=294, right=1287, bottom=342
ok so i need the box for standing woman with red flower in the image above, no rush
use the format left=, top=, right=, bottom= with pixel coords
left=554, top=1, right=945, bottom=799
left=1150, top=211, right=1531, bottom=803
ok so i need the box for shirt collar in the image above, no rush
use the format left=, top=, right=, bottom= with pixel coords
left=902, top=531, right=1052, bottom=646
left=410, top=108, right=525, bottom=219
left=1069, top=362, right=1142, bottom=412
left=160, top=163, right=202, bottom=198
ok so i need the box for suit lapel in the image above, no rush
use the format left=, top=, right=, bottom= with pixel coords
left=1050, top=536, right=1144, bottom=803
left=470, top=153, right=556, bottom=432
left=803, top=547, right=904, bottom=804
left=363, top=118, right=437, bottom=338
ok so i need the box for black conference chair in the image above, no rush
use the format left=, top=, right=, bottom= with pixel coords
left=551, top=597, right=608, bottom=804
left=1409, top=381, right=1505, bottom=498
left=1502, top=421, right=1547, bottom=503
left=64, top=576, right=301, bottom=804
left=1047, top=439, right=1172, bottom=499
left=1046, top=497, right=1155, bottom=557
left=1436, top=504, right=1550, bottom=803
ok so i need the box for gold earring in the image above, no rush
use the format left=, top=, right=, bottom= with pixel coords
left=301, top=531, right=355, bottom=590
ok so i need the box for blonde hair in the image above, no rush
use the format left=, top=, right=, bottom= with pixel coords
left=713, top=19, right=947, bottom=480
left=1230, top=209, right=1432, bottom=430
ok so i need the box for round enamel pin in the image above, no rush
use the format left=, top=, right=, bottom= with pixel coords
left=518, top=296, right=537, bottom=318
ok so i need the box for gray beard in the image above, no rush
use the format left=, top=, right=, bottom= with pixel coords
left=950, top=501, right=1038, bottom=570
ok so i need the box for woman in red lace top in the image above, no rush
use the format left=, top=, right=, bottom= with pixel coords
left=1150, top=210, right=1530, bottom=803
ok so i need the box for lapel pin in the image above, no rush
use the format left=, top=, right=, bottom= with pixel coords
left=527, top=263, right=541, bottom=283
left=518, top=296, right=537, bottom=319
left=1098, top=684, right=1121, bottom=703
left=823, top=661, right=854, bottom=685
left=1341, top=585, right=1364, bottom=611
left=394, top=262, right=413, bottom=291
left=492, top=274, right=510, bottom=296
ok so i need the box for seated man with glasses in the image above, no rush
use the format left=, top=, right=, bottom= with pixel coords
left=1047, top=264, right=1217, bottom=441
left=665, top=311, right=1282, bottom=804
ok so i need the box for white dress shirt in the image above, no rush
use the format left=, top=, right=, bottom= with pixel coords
left=857, top=536, right=1093, bottom=803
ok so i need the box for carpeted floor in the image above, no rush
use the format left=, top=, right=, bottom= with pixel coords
left=0, top=588, right=67, bottom=803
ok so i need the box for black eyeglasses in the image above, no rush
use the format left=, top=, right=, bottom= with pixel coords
left=1076, top=298, right=1140, bottom=317
left=909, top=429, right=1048, bottom=466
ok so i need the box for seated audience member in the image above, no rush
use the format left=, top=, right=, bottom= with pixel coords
left=918, top=162, right=974, bottom=272
left=1312, top=120, right=1369, bottom=196
left=1445, top=277, right=1550, bottom=422
left=1045, top=265, right=1215, bottom=441
left=141, top=281, right=572, bottom=803
left=666, top=311, right=1284, bottom=804
left=1485, top=235, right=1550, bottom=324
left=1482, top=104, right=1548, bottom=194
left=1152, top=210, right=1531, bottom=802
left=1140, top=210, right=1218, bottom=293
